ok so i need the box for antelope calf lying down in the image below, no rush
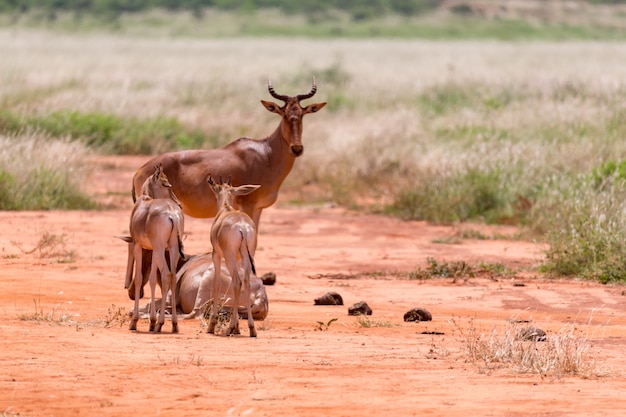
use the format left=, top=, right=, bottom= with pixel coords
left=177, top=253, right=268, bottom=320
left=126, top=252, right=269, bottom=322
left=207, top=175, right=261, bottom=337
left=128, top=165, right=185, bottom=333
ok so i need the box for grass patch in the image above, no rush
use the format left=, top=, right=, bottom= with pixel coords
left=355, top=315, right=396, bottom=328
left=455, top=318, right=607, bottom=379
left=408, top=258, right=516, bottom=281
left=0, top=109, right=212, bottom=155
left=18, top=297, right=78, bottom=325
left=0, top=134, right=96, bottom=210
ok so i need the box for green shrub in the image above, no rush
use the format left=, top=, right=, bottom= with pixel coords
left=385, top=167, right=529, bottom=224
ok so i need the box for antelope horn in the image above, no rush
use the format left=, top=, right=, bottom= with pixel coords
left=296, top=76, right=317, bottom=102
left=227, top=176, right=232, bottom=186
left=267, top=79, right=289, bottom=102
left=208, top=174, right=215, bottom=186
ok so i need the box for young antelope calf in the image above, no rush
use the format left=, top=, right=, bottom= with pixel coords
left=207, top=175, right=261, bottom=337
left=128, top=164, right=185, bottom=333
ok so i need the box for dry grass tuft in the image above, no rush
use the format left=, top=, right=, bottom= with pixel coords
left=454, top=318, right=608, bottom=379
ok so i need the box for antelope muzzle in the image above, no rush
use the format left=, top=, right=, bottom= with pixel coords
left=291, top=144, right=304, bottom=156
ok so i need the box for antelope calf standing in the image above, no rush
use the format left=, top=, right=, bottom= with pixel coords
left=207, top=175, right=260, bottom=337
left=128, top=164, right=185, bottom=333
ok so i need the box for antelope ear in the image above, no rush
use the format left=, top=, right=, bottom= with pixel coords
left=261, top=100, right=282, bottom=114
left=234, top=184, right=261, bottom=196
left=116, top=235, right=133, bottom=243
left=303, top=102, right=327, bottom=114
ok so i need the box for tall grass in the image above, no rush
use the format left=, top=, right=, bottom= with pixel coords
left=2, top=32, right=626, bottom=279
left=0, top=133, right=96, bottom=209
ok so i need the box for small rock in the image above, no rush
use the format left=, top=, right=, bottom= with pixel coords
left=314, top=292, right=343, bottom=306
left=348, top=301, right=372, bottom=316
left=517, top=326, right=547, bottom=342
left=261, top=272, right=276, bottom=286
left=403, top=308, right=432, bottom=322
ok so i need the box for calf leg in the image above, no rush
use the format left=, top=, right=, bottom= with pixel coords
left=148, top=255, right=159, bottom=332
left=207, top=251, right=221, bottom=334
left=225, top=257, right=241, bottom=336
left=129, top=244, right=143, bottom=331
left=168, top=240, right=179, bottom=333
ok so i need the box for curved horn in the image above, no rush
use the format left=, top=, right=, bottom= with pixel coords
left=267, top=79, right=289, bottom=102
left=296, top=76, right=317, bottom=102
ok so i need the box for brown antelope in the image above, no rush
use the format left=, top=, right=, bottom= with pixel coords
left=131, top=78, right=326, bottom=229
left=123, top=164, right=182, bottom=302
left=206, top=175, right=260, bottom=337
left=127, top=165, right=185, bottom=333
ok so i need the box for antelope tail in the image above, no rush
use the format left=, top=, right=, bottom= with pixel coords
left=239, top=230, right=256, bottom=276
left=250, top=253, right=257, bottom=276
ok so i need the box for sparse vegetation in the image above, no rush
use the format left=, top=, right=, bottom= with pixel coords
left=18, top=297, right=79, bottom=325
left=355, top=315, right=396, bottom=328
left=407, top=258, right=516, bottom=281
left=454, top=318, right=607, bottom=379
left=315, top=318, right=338, bottom=331
left=12, top=231, right=75, bottom=262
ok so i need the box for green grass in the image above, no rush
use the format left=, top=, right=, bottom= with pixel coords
left=0, top=109, right=214, bottom=155
left=0, top=134, right=96, bottom=210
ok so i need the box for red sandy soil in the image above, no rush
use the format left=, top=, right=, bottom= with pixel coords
left=1, top=156, right=626, bottom=417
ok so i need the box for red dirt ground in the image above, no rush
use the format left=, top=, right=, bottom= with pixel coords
left=1, top=156, right=626, bottom=417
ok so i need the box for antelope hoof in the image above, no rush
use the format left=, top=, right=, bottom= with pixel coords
left=207, top=320, right=217, bottom=334
left=226, top=326, right=240, bottom=336
left=149, top=320, right=157, bottom=332
left=249, top=327, right=257, bottom=338
left=153, top=322, right=163, bottom=333
left=172, top=323, right=179, bottom=333
left=129, top=320, right=138, bottom=331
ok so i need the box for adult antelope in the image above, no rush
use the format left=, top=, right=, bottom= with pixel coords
left=131, top=78, right=326, bottom=229
left=206, top=175, right=260, bottom=337
left=127, top=165, right=185, bottom=333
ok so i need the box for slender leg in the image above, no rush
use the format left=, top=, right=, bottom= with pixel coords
left=226, top=256, right=241, bottom=336
left=245, top=269, right=256, bottom=338
left=148, top=254, right=159, bottom=332
left=207, top=251, right=221, bottom=334
left=129, top=244, right=143, bottom=331
left=168, top=241, right=179, bottom=333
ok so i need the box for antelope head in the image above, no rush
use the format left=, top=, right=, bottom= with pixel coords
left=208, top=174, right=261, bottom=212
left=261, top=77, right=327, bottom=157
left=142, top=164, right=181, bottom=207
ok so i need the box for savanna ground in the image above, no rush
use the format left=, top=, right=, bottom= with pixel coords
left=2, top=155, right=626, bottom=417
left=2, top=25, right=626, bottom=416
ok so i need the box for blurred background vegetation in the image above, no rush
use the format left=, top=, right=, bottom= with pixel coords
left=1, top=0, right=626, bottom=39
left=2, top=0, right=626, bottom=282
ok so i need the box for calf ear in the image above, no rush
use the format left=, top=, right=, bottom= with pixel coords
left=116, top=236, right=133, bottom=243
left=261, top=100, right=283, bottom=114
left=234, top=184, right=261, bottom=196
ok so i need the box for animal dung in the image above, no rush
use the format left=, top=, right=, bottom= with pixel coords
left=348, top=301, right=372, bottom=316
left=261, top=272, right=276, bottom=286
left=314, top=292, right=344, bottom=305
left=516, top=326, right=547, bottom=342
left=403, top=308, right=432, bottom=322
